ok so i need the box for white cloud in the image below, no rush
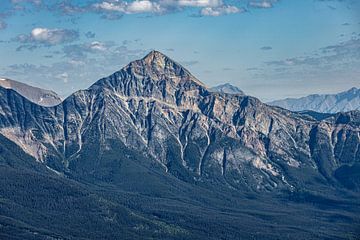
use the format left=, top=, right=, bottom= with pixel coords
left=16, top=27, right=79, bottom=46
left=89, top=41, right=108, bottom=51
left=93, top=0, right=164, bottom=14
left=6, top=0, right=278, bottom=18
left=31, top=28, right=53, bottom=41
left=200, top=5, right=242, bottom=16
left=93, top=1, right=125, bottom=12
left=93, top=0, right=227, bottom=14
left=249, top=0, right=276, bottom=8
left=56, top=72, right=69, bottom=83
left=177, top=0, right=222, bottom=7
left=127, top=0, right=163, bottom=13
left=11, top=0, right=42, bottom=5
left=62, top=41, right=116, bottom=59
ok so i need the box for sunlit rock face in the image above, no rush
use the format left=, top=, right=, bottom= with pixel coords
left=0, top=51, right=359, bottom=191
left=0, top=78, right=62, bottom=107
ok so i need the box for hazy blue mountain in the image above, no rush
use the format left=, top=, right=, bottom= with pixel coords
left=268, top=87, right=360, bottom=113
left=210, top=83, right=245, bottom=95
left=0, top=51, right=359, bottom=239
left=0, top=77, right=62, bottom=107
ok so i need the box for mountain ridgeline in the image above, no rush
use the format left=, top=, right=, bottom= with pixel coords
left=269, top=87, right=360, bottom=113
left=0, top=78, right=62, bottom=107
left=209, top=83, right=245, bottom=95
left=0, top=51, right=359, bottom=239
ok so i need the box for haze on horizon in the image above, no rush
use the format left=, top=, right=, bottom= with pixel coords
left=0, top=0, right=359, bottom=101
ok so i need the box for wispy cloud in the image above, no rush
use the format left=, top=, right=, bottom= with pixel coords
left=2, top=0, right=249, bottom=18
left=0, top=20, right=7, bottom=30
left=200, top=5, right=243, bottom=16
left=260, top=46, right=272, bottom=50
left=265, top=38, right=360, bottom=67
left=62, top=41, right=116, bottom=59
left=15, top=27, right=78, bottom=45
left=14, top=27, right=79, bottom=50
left=177, top=0, right=222, bottom=7
left=249, top=0, right=277, bottom=9
left=246, top=67, right=260, bottom=71
left=91, top=0, right=241, bottom=16
left=92, top=0, right=165, bottom=14
left=85, top=31, right=96, bottom=38
left=222, top=67, right=233, bottom=71
left=11, top=0, right=42, bottom=6
left=54, top=1, right=88, bottom=15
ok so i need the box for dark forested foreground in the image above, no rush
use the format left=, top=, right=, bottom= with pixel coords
left=0, top=135, right=359, bottom=240
left=0, top=51, right=360, bottom=239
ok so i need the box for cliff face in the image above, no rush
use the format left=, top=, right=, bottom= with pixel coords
left=0, top=51, right=359, bottom=191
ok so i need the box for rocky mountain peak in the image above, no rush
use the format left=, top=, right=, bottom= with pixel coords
left=128, top=50, right=205, bottom=86
left=348, top=87, right=359, bottom=94
left=142, top=50, right=168, bottom=67
left=90, top=51, right=207, bottom=104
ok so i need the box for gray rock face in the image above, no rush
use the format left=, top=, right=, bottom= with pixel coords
left=0, top=51, right=359, bottom=191
left=268, top=87, right=360, bottom=113
left=210, top=83, right=244, bottom=95
left=0, top=78, right=62, bottom=107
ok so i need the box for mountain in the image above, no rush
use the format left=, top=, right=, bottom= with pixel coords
left=209, top=83, right=245, bottom=95
left=268, top=87, right=360, bottom=113
left=0, top=78, right=62, bottom=106
left=0, top=51, right=359, bottom=239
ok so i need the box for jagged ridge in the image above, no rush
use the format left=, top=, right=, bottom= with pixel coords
left=268, top=87, right=360, bottom=113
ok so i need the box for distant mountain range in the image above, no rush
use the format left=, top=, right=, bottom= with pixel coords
left=0, top=51, right=359, bottom=239
left=0, top=78, right=62, bottom=106
left=210, top=83, right=245, bottom=95
left=268, top=87, right=360, bottom=113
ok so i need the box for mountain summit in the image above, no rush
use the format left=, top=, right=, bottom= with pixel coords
left=90, top=51, right=207, bottom=108
left=140, top=50, right=200, bottom=82
left=142, top=50, right=174, bottom=68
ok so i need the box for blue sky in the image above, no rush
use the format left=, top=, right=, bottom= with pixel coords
left=0, top=0, right=359, bottom=101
